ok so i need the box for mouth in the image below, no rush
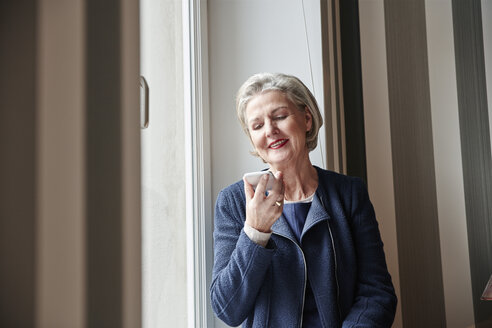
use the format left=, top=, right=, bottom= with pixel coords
left=268, top=139, right=289, bottom=149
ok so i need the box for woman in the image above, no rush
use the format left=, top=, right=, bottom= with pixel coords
left=211, top=73, right=397, bottom=327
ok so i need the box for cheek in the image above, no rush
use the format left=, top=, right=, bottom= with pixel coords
left=249, top=133, right=263, bottom=148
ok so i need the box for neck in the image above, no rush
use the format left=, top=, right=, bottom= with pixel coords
left=269, top=153, right=318, bottom=201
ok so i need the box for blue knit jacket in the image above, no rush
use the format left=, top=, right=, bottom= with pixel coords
left=211, top=167, right=397, bottom=327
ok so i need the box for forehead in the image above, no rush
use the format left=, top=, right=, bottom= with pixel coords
left=245, top=90, right=294, bottom=119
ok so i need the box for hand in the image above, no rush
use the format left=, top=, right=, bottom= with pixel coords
left=244, top=171, right=284, bottom=233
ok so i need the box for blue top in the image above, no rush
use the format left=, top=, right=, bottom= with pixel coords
left=211, top=166, right=397, bottom=327
left=283, top=202, right=322, bottom=327
left=282, top=202, right=311, bottom=243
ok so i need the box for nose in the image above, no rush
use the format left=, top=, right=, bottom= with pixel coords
left=265, top=119, right=279, bottom=137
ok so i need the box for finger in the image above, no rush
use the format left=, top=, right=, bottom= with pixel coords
left=273, top=198, right=284, bottom=217
left=267, top=171, right=284, bottom=204
left=271, top=171, right=284, bottom=196
left=243, top=177, right=255, bottom=200
left=253, top=173, right=269, bottom=200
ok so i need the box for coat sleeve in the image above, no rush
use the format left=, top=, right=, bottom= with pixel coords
left=342, top=178, right=397, bottom=328
left=210, top=188, right=276, bottom=327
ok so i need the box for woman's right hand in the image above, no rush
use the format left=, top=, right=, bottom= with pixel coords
left=244, top=171, right=284, bottom=233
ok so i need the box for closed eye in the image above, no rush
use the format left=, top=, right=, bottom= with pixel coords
left=252, top=123, right=263, bottom=130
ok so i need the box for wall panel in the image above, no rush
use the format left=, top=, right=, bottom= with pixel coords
left=452, top=0, right=492, bottom=325
left=0, top=2, right=37, bottom=326
left=426, top=1, right=474, bottom=327
left=384, top=1, right=446, bottom=326
left=358, top=0, right=401, bottom=326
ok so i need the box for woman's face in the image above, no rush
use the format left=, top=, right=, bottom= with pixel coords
left=245, top=90, right=312, bottom=168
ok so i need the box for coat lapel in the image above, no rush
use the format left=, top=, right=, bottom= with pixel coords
left=301, top=190, right=331, bottom=240
left=272, top=189, right=332, bottom=243
left=271, top=213, right=297, bottom=242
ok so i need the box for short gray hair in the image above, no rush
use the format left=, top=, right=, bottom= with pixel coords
left=236, top=72, right=323, bottom=155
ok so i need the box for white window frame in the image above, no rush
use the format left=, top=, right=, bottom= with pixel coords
left=183, top=0, right=215, bottom=327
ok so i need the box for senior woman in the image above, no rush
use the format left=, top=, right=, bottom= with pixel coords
left=210, top=73, right=397, bottom=327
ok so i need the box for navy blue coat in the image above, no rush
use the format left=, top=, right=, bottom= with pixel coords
left=211, top=167, right=397, bottom=327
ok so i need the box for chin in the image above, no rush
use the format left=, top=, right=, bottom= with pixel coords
left=266, top=157, right=292, bottom=168
left=261, top=150, right=296, bottom=166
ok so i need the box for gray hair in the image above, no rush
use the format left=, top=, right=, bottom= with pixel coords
left=236, top=72, right=323, bottom=155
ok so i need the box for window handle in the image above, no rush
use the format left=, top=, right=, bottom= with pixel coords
left=140, top=76, right=149, bottom=129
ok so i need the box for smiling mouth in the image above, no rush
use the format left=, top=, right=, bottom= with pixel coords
left=268, top=139, right=288, bottom=149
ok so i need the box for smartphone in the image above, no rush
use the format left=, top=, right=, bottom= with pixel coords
left=243, top=171, right=275, bottom=191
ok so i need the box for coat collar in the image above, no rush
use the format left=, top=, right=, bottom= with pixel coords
left=302, top=191, right=331, bottom=237
left=271, top=213, right=296, bottom=241
left=271, top=185, right=332, bottom=242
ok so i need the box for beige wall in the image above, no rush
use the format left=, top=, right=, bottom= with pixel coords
left=358, top=1, right=401, bottom=326
left=36, top=0, right=86, bottom=326
left=0, top=1, right=141, bottom=326
left=425, top=1, right=474, bottom=326
left=359, top=0, right=492, bottom=327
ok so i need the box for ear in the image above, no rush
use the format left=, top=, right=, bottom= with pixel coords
left=304, top=106, right=313, bottom=132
